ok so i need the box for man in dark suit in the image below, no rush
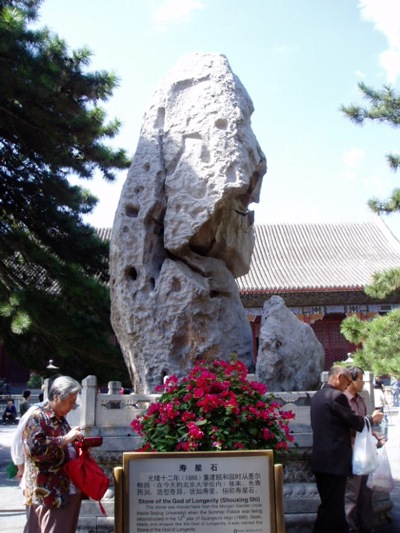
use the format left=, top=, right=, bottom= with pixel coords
left=311, top=365, right=383, bottom=533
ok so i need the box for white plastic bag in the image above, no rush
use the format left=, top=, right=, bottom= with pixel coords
left=352, top=417, right=379, bottom=475
left=367, top=446, right=394, bottom=492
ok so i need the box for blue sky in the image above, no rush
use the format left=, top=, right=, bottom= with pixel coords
left=36, top=0, right=400, bottom=237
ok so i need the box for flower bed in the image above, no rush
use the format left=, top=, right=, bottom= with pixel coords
left=131, top=359, right=295, bottom=455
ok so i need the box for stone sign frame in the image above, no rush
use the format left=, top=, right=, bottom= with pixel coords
left=114, top=450, right=284, bottom=533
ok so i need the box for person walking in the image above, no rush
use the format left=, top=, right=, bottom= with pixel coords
left=311, top=365, right=383, bottom=533
left=19, top=389, right=31, bottom=417
left=391, top=378, right=400, bottom=407
left=344, top=367, right=386, bottom=533
left=373, top=379, right=386, bottom=410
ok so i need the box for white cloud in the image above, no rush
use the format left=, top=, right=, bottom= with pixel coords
left=153, top=0, right=205, bottom=29
left=358, top=0, right=400, bottom=83
left=342, top=148, right=365, bottom=169
left=379, top=49, right=400, bottom=84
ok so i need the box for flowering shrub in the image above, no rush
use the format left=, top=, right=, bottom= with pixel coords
left=131, top=359, right=295, bottom=455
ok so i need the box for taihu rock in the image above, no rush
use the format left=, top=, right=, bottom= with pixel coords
left=256, top=296, right=325, bottom=391
left=110, top=53, right=266, bottom=393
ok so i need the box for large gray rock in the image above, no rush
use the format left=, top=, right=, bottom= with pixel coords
left=110, top=53, right=266, bottom=393
left=256, top=296, right=325, bottom=391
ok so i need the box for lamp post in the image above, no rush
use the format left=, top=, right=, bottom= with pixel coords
left=46, top=360, right=59, bottom=371
left=345, top=352, right=353, bottom=364
left=42, top=360, right=60, bottom=400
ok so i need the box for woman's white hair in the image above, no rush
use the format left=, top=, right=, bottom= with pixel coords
left=48, top=376, right=81, bottom=400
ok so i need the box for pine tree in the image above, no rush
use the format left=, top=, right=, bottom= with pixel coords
left=0, top=0, right=131, bottom=383
left=340, top=82, right=400, bottom=376
left=341, top=82, right=400, bottom=213
left=341, top=311, right=400, bottom=377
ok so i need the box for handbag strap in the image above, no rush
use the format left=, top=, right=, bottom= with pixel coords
left=364, top=416, right=371, bottom=431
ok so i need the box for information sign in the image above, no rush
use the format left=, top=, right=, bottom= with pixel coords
left=117, top=450, right=279, bottom=533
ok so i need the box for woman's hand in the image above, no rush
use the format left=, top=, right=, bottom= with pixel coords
left=62, top=426, right=84, bottom=446
left=16, top=464, right=24, bottom=480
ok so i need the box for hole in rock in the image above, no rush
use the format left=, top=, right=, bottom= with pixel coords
left=125, top=266, right=138, bottom=281
left=215, top=118, right=228, bottom=130
left=125, top=204, right=139, bottom=218
left=209, top=290, right=221, bottom=298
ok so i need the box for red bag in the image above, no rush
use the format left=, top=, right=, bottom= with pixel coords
left=64, top=445, right=109, bottom=515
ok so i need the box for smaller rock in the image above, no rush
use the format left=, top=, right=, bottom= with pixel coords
left=256, top=296, right=325, bottom=391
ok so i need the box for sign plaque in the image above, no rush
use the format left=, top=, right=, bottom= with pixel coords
left=116, top=450, right=280, bottom=533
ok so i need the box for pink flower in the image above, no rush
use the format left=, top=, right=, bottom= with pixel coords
left=182, top=410, right=196, bottom=422
left=137, top=442, right=154, bottom=452
left=147, top=402, right=161, bottom=416
left=193, top=387, right=204, bottom=399
left=130, top=418, right=143, bottom=432
left=187, top=421, right=205, bottom=441
left=165, top=375, right=179, bottom=389
left=250, top=381, right=268, bottom=395
left=280, top=410, right=296, bottom=420
left=197, top=393, right=225, bottom=413
left=176, top=442, right=190, bottom=451
left=262, top=427, right=274, bottom=441
left=159, top=402, right=179, bottom=423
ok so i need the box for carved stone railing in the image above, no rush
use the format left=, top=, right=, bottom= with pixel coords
left=65, top=374, right=392, bottom=533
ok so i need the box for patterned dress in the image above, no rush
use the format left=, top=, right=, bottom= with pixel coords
left=23, top=403, right=79, bottom=509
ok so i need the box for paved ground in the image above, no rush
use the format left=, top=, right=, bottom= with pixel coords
left=1, top=416, right=400, bottom=532
left=0, top=424, right=26, bottom=532
left=373, top=409, right=400, bottom=532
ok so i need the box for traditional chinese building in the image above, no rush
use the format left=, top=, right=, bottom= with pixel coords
left=2, top=217, right=400, bottom=384
left=237, top=217, right=400, bottom=368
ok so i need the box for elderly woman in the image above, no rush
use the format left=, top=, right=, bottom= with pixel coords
left=23, top=376, right=84, bottom=533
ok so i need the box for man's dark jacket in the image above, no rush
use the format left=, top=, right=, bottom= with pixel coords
left=311, top=383, right=370, bottom=476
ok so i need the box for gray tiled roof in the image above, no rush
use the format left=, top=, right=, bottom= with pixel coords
left=99, top=217, right=400, bottom=294
left=4, top=254, right=61, bottom=294
left=97, top=227, right=112, bottom=242
left=237, top=217, right=400, bottom=293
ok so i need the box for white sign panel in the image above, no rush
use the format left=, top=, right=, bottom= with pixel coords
left=124, top=451, right=275, bottom=533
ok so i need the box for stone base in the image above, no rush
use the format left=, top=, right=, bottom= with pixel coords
left=77, top=516, right=114, bottom=533
left=79, top=499, right=114, bottom=533
left=73, top=393, right=394, bottom=533
left=75, top=449, right=393, bottom=533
